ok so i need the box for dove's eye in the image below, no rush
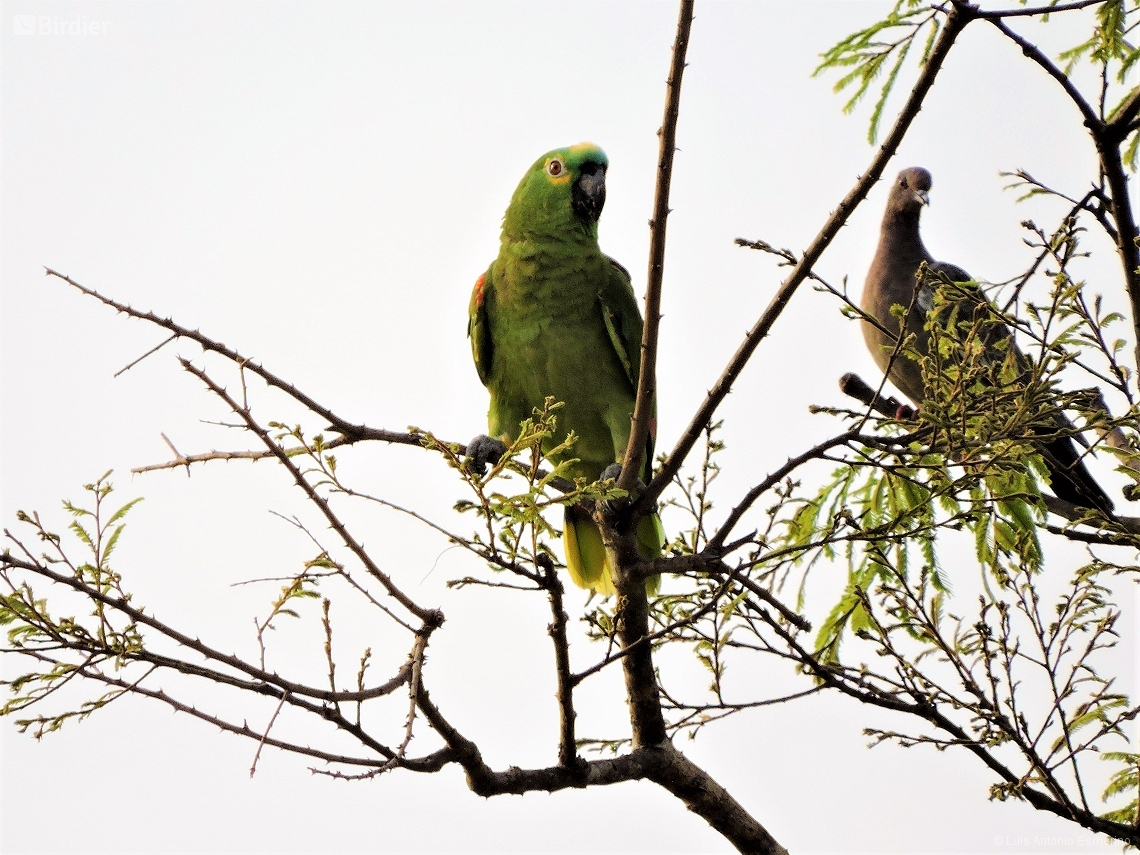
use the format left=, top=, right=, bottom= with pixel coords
left=547, top=159, right=563, bottom=177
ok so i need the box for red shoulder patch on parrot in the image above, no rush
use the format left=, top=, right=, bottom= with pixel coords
left=473, top=273, right=487, bottom=307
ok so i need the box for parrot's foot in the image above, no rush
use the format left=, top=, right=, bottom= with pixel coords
left=466, top=434, right=507, bottom=476
left=598, top=463, right=648, bottom=510
left=599, top=463, right=626, bottom=484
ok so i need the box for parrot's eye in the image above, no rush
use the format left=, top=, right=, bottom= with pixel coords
left=547, top=159, right=564, bottom=177
left=900, top=177, right=909, bottom=189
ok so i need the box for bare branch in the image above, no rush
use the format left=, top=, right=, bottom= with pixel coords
left=619, top=0, right=694, bottom=494
left=416, top=680, right=788, bottom=853
left=707, top=428, right=862, bottom=552
left=178, top=358, right=442, bottom=627
left=975, top=0, right=1105, bottom=19
left=250, top=691, right=289, bottom=778
left=58, top=655, right=452, bottom=772
left=42, top=268, right=423, bottom=448
left=540, top=559, right=581, bottom=770
left=1, top=550, right=416, bottom=704
left=133, top=439, right=346, bottom=474
left=114, top=334, right=177, bottom=377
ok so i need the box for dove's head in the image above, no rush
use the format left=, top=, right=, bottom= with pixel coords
left=888, top=167, right=933, bottom=217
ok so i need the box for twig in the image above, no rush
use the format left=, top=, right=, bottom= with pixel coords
left=250, top=691, right=289, bottom=777
left=0, top=550, right=415, bottom=703
left=572, top=572, right=738, bottom=685
left=975, top=0, right=1105, bottom=19
left=114, top=334, right=177, bottom=377
left=986, top=18, right=1140, bottom=375
left=707, top=427, right=862, bottom=552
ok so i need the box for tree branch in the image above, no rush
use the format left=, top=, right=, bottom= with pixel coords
left=619, top=0, right=694, bottom=494
left=612, top=555, right=668, bottom=747
left=42, top=268, right=422, bottom=448
left=974, top=0, right=1105, bottom=19
left=986, top=17, right=1140, bottom=374
left=48, top=654, right=453, bottom=773
left=706, top=427, right=861, bottom=552
left=634, top=1, right=976, bottom=516
left=645, top=743, right=789, bottom=855
left=743, top=569, right=1140, bottom=845
left=1106, top=80, right=1140, bottom=134
left=0, top=551, right=415, bottom=704
left=541, top=560, right=581, bottom=771
left=179, top=358, right=443, bottom=626
left=417, top=681, right=788, bottom=853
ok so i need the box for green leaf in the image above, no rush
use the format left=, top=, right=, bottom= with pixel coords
left=814, top=3, right=938, bottom=143
left=106, top=496, right=143, bottom=527
left=102, top=524, right=126, bottom=562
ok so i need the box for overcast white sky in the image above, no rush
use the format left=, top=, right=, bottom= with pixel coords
left=2, top=2, right=1136, bottom=853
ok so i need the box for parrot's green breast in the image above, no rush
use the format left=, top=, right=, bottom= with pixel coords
left=484, top=243, right=635, bottom=482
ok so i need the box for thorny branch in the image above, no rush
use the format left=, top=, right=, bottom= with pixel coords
left=43, top=268, right=423, bottom=450
left=619, top=0, right=694, bottom=496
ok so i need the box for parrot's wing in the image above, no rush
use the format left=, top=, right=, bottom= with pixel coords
left=597, top=257, right=642, bottom=392
left=599, top=256, right=655, bottom=477
left=468, top=268, right=493, bottom=385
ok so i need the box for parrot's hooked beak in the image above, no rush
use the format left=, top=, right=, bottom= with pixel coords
left=916, top=189, right=930, bottom=207
left=572, top=162, right=607, bottom=222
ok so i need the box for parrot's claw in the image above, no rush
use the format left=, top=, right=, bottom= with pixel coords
left=599, top=463, right=625, bottom=483
left=466, top=434, right=507, bottom=476
left=598, top=464, right=647, bottom=512
left=599, top=463, right=647, bottom=491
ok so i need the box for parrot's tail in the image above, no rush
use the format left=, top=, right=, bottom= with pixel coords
left=563, top=504, right=663, bottom=597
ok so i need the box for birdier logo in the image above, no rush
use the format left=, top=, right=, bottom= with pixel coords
left=13, top=15, right=109, bottom=36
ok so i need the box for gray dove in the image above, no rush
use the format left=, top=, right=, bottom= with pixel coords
left=861, top=166, right=1114, bottom=514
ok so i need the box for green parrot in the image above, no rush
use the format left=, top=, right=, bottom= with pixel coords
left=467, top=142, right=664, bottom=596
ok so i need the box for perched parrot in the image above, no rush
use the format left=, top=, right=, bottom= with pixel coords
left=466, top=143, right=664, bottom=596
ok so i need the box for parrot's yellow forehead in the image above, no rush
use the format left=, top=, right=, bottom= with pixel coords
left=538, top=142, right=608, bottom=186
